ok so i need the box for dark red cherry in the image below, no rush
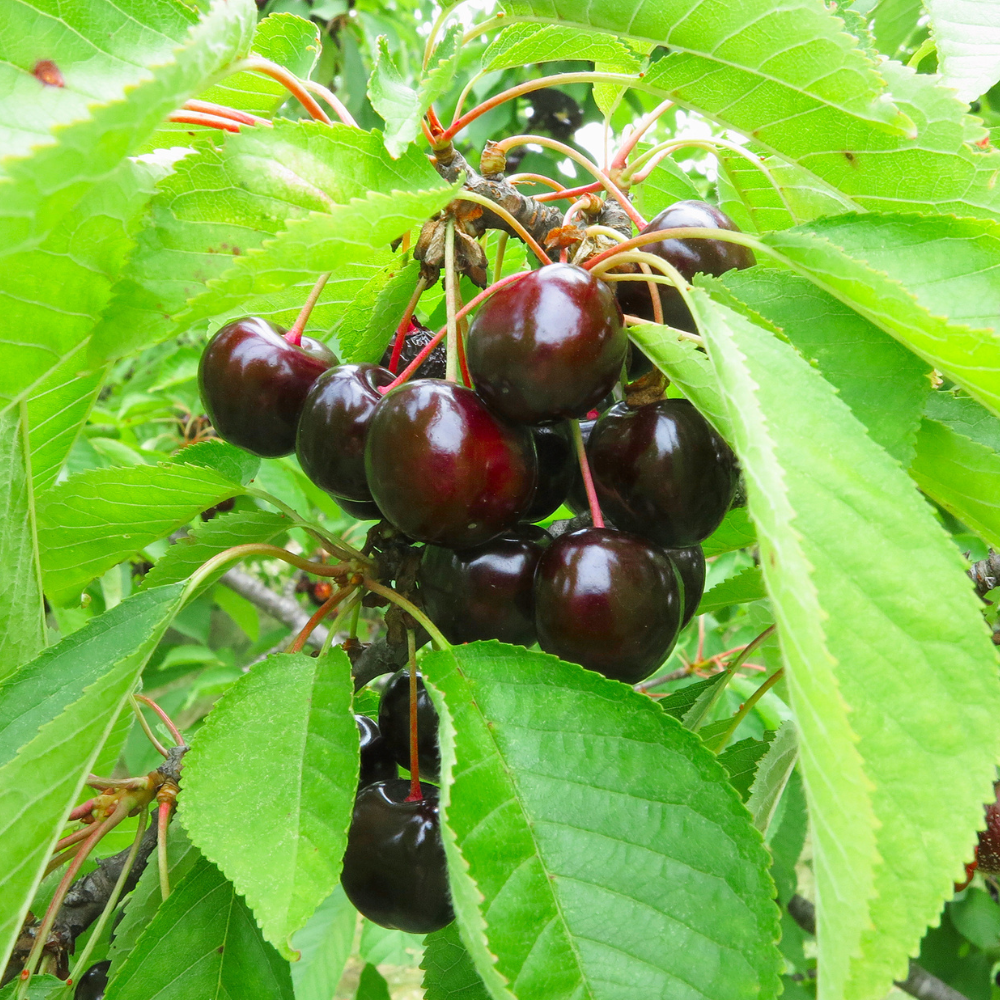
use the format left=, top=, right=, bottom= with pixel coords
left=378, top=669, right=440, bottom=780
left=365, top=380, right=537, bottom=549
left=467, top=263, right=627, bottom=424
left=665, top=545, right=706, bottom=628
left=523, top=423, right=575, bottom=522
left=74, top=960, right=110, bottom=1000
left=418, top=525, right=551, bottom=646
left=296, top=363, right=395, bottom=501
left=380, top=317, right=447, bottom=380
left=340, top=779, right=453, bottom=934
left=977, top=783, right=1000, bottom=874
left=336, top=496, right=383, bottom=520
left=534, top=527, right=682, bottom=684
left=198, top=317, right=335, bottom=457
left=357, top=715, right=399, bottom=789
left=615, top=201, right=755, bottom=331
left=587, top=399, right=737, bottom=548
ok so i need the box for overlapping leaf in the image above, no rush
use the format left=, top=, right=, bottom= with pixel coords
left=178, top=649, right=358, bottom=958
left=482, top=24, right=640, bottom=74
left=698, top=567, right=766, bottom=614
left=290, top=887, right=357, bottom=1000
left=924, top=0, right=1000, bottom=103
left=421, top=923, right=491, bottom=1000
left=422, top=640, right=782, bottom=1000
left=695, top=288, right=1000, bottom=999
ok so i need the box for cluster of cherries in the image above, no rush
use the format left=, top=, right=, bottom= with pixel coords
left=196, top=198, right=751, bottom=934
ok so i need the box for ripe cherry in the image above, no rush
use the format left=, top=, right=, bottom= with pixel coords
left=296, top=363, right=395, bottom=502
left=357, top=715, right=399, bottom=789
left=665, top=545, right=706, bottom=628
left=418, top=525, right=551, bottom=646
left=198, top=317, right=335, bottom=457
left=379, top=668, right=440, bottom=780
left=615, top=201, right=755, bottom=331
left=381, top=317, right=447, bottom=380
left=336, top=496, right=383, bottom=520
left=365, top=380, right=538, bottom=549
left=534, top=527, right=682, bottom=684
left=340, top=779, right=453, bottom=934
left=587, top=399, right=737, bottom=548
left=523, top=423, right=575, bottom=522
left=467, top=263, right=627, bottom=424
left=74, top=960, right=111, bottom=1000
left=977, top=782, right=1000, bottom=874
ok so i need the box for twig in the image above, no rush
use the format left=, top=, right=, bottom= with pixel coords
left=221, top=568, right=329, bottom=650
left=970, top=550, right=1000, bottom=597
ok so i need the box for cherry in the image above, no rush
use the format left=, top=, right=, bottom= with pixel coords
left=467, top=262, right=627, bottom=424
left=336, top=496, right=383, bottom=520
left=615, top=201, right=755, bottom=331
left=977, top=782, right=1000, bottom=874
left=665, top=545, right=706, bottom=628
left=198, top=317, right=335, bottom=457
left=587, top=399, right=737, bottom=548
left=74, top=960, right=110, bottom=1000
left=381, top=317, right=447, bottom=380
left=340, top=779, right=453, bottom=934
left=534, top=527, right=682, bottom=684
left=378, top=668, right=440, bottom=780
left=365, top=380, right=538, bottom=549
left=357, top=715, right=399, bottom=788
left=418, top=524, right=551, bottom=646
left=296, top=363, right=395, bottom=502
left=523, top=423, right=575, bottom=522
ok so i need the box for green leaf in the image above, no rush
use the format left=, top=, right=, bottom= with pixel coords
left=910, top=417, right=1000, bottom=547
left=421, top=922, right=491, bottom=1000
left=0, top=975, right=66, bottom=999
left=656, top=675, right=723, bottom=722
left=746, top=722, right=799, bottom=835
left=702, top=507, right=757, bottom=557
left=766, top=769, right=807, bottom=906
left=359, top=921, right=424, bottom=966
left=696, top=288, right=1000, bottom=999
left=0, top=583, right=184, bottom=969
left=178, top=649, right=358, bottom=958
left=482, top=23, right=639, bottom=73
left=715, top=268, right=932, bottom=466
left=871, top=0, right=923, bottom=55
left=174, top=439, right=261, bottom=486
left=422, top=640, right=782, bottom=1000
left=290, top=887, right=356, bottom=1000
left=0, top=584, right=185, bottom=768
left=104, top=857, right=294, bottom=1000
left=630, top=148, right=700, bottom=223
left=924, top=0, right=1000, bottom=103
left=142, top=510, right=290, bottom=595
left=38, top=462, right=248, bottom=603
left=718, top=732, right=776, bottom=801
left=0, top=405, right=44, bottom=681
left=337, top=258, right=422, bottom=364
left=356, top=965, right=392, bottom=1000
left=925, top=389, right=1000, bottom=451
left=698, top=566, right=767, bottom=615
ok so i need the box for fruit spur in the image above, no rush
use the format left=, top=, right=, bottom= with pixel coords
left=196, top=196, right=749, bottom=932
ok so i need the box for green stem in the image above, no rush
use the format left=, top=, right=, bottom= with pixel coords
left=707, top=667, right=784, bottom=753
left=244, top=486, right=366, bottom=560
left=907, top=36, right=937, bottom=69
left=494, top=231, right=508, bottom=279
left=362, top=578, right=451, bottom=651
left=445, top=216, right=459, bottom=383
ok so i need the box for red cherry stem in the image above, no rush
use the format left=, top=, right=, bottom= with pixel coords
left=241, top=57, right=332, bottom=124
left=444, top=216, right=459, bottom=382
left=167, top=110, right=241, bottom=133
left=405, top=630, right=423, bottom=802
left=286, top=271, right=332, bottom=346
left=129, top=696, right=169, bottom=757
left=134, top=694, right=185, bottom=747
left=534, top=180, right=605, bottom=203
left=582, top=227, right=766, bottom=272
left=608, top=98, right=675, bottom=172
left=454, top=286, right=473, bottom=387
left=388, top=276, right=429, bottom=374
left=299, top=79, right=358, bottom=127
left=286, top=584, right=357, bottom=653
left=379, top=271, right=530, bottom=394
left=183, top=100, right=271, bottom=128
left=571, top=420, right=604, bottom=529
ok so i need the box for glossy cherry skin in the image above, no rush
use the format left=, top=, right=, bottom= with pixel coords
left=357, top=715, right=399, bottom=789
left=198, top=317, right=335, bottom=457
left=297, top=363, right=395, bottom=501
left=587, top=399, right=737, bottom=548
left=381, top=317, right=447, bottom=380
left=418, top=525, right=551, bottom=646
left=378, top=669, right=440, bottom=780
left=615, top=201, right=755, bottom=331
left=74, top=960, right=110, bottom=1000
left=523, top=423, right=576, bottom=522
left=365, top=380, right=538, bottom=549
left=977, top=783, right=1000, bottom=874
left=467, top=263, right=627, bottom=424
left=336, top=495, right=383, bottom=520
left=665, top=545, right=706, bottom=628
left=340, top=779, right=453, bottom=933
left=535, top=527, right=682, bottom=684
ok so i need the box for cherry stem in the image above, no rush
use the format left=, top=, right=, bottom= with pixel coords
left=67, top=807, right=149, bottom=984
left=362, top=578, right=451, bottom=650
left=492, top=134, right=645, bottom=229
left=167, top=110, right=241, bottom=133
left=183, top=100, right=270, bottom=127
left=242, top=57, right=331, bottom=124
left=300, top=79, right=358, bottom=127
left=388, top=277, right=429, bottom=374
left=584, top=226, right=766, bottom=271
left=134, top=695, right=185, bottom=747
left=157, top=798, right=173, bottom=900
left=287, top=584, right=357, bottom=654
left=454, top=286, right=473, bottom=387
left=456, top=191, right=552, bottom=265
left=129, top=695, right=169, bottom=757
left=592, top=249, right=696, bottom=321
left=709, top=665, right=784, bottom=753
left=609, top=98, right=675, bottom=172
left=405, top=630, right=423, bottom=802
left=286, top=271, right=333, bottom=345
left=67, top=799, right=97, bottom=823
left=571, top=420, right=604, bottom=529
left=506, top=173, right=568, bottom=192
left=535, top=181, right=605, bottom=204
left=444, top=216, right=459, bottom=382
left=244, top=487, right=368, bottom=561
left=442, top=71, right=637, bottom=142
left=493, top=232, right=508, bottom=278
left=423, top=0, right=463, bottom=70
left=380, top=271, right=530, bottom=393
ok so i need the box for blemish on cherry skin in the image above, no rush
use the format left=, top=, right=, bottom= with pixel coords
left=33, top=60, right=64, bottom=87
